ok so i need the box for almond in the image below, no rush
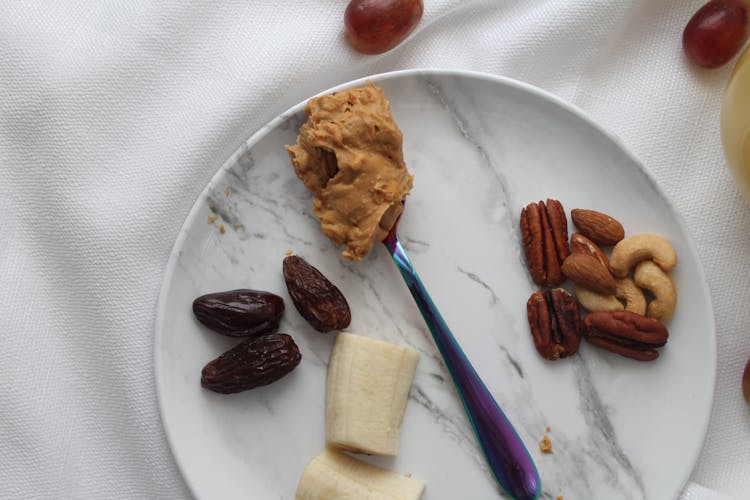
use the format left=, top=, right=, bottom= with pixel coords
left=570, top=232, right=610, bottom=273
left=561, top=253, right=617, bottom=295
left=571, top=209, right=625, bottom=246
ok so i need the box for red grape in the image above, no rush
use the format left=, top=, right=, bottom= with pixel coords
left=683, top=0, right=749, bottom=69
left=743, top=357, right=750, bottom=406
left=344, top=0, right=423, bottom=55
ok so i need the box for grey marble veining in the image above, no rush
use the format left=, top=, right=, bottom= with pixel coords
left=155, top=71, right=715, bottom=500
left=417, top=75, right=651, bottom=498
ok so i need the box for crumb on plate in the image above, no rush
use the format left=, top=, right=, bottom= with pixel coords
left=540, top=434, right=553, bottom=454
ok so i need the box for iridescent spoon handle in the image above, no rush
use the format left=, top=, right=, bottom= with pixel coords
left=383, top=227, right=541, bottom=500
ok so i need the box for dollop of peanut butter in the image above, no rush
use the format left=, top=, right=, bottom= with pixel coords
left=286, top=82, right=413, bottom=261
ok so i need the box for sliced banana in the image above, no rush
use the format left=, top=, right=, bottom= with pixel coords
left=296, top=447, right=425, bottom=500
left=326, top=332, right=419, bottom=456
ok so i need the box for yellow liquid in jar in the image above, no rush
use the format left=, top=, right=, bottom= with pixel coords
left=722, top=46, right=750, bottom=201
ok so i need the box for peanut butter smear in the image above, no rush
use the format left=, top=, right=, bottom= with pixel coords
left=286, top=82, right=413, bottom=261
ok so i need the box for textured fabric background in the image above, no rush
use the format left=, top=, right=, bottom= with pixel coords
left=1, top=1, right=748, bottom=498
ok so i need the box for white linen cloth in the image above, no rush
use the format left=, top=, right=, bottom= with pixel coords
left=1, top=1, right=748, bottom=498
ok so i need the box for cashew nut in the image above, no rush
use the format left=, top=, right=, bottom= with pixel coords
left=615, top=277, right=647, bottom=316
left=634, top=260, right=677, bottom=321
left=575, top=279, right=646, bottom=314
left=609, top=234, right=677, bottom=278
left=574, top=285, right=623, bottom=312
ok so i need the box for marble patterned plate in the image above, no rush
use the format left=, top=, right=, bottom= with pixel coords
left=155, top=70, right=715, bottom=500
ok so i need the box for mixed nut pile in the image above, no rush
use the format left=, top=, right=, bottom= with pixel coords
left=521, top=199, right=678, bottom=362
left=194, top=255, right=351, bottom=394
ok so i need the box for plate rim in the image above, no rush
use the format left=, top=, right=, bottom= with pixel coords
left=154, top=68, right=717, bottom=499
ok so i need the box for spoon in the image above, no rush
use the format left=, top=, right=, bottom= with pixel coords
left=382, top=204, right=542, bottom=500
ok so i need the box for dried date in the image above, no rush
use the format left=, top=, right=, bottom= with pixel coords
left=283, top=255, right=351, bottom=332
left=192, top=289, right=284, bottom=337
left=201, top=333, right=302, bottom=393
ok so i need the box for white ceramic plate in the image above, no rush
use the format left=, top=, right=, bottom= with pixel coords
left=155, top=70, right=715, bottom=500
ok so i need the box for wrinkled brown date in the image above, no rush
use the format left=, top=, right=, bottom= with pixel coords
left=527, top=288, right=582, bottom=360
left=283, top=255, right=351, bottom=332
left=201, top=333, right=302, bottom=394
left=192, top=289, right=284, bottom=337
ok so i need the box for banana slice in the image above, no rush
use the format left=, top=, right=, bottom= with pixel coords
left=295, top=448, right=425, bottom=500
left=326, top=332, right=419, bottom=456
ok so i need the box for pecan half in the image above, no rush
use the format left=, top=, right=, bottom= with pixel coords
left=527, top=288, right=582, bottom=360
left=583, top=310, right=668, bottom=361
left=520, top=199, right=570, bottom=286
